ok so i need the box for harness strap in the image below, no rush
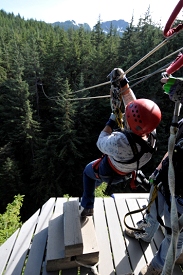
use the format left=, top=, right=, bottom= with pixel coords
left=155, top=193, right=183, bottom=235
left=124, top=183, right=159, bottom=233
left=92, top=157, right=103, bottom=178
left=92, top=155, right=129, bottom=177
left=113, top=131, right=155, bottom=165
left=124, top=206, right=147, bottom=234
left=129, top=171, right=137, bottom=189
left=155, top=195, right=172, bottom=235
left=107, top=157, right=128, bottom=175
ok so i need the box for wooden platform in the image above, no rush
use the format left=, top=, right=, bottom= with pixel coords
left=0, top=194, right=183, bottom=275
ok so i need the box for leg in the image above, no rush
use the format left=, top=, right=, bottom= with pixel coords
left=81, top=156, right=128, bottom=210
left=140, top=188, right=166, bottom=242
left=151, top=196, right=183, bottom=270
left=81, top=160, right=102, bottom=209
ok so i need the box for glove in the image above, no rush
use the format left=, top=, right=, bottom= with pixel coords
left=108, top=68, right=128, bottom=112
left=108, top=68, right=129, bottom=88
left=105, top=113, right=116, bottom=129
left=163, top=76, right=183, bottom=103
left=149, top=169, right=159, bottom=185
left=135, top=170, right=150, bottom=191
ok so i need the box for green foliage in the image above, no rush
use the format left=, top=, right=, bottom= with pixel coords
left=95, top=183, right=107, bottom=197
left=0, top=194, right=24, bottom=245
left=0, top=9, right=182, bottom=221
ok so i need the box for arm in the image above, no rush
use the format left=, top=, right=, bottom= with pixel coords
left=156, top=152, right=168, bottom=171
left=103, top=82, right=135, bottom=134
left=121, top=83, right=136, bottom=106
left=149, top=152, right=168, bottom=184
left=103, top=68, right=136, bottom=134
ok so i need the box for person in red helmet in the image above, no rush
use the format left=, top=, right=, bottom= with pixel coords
left=81, top=68, right=161, bottom=217
left=126, top=98, right=162, bottom=136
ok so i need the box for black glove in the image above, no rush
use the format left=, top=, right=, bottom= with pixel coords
left=108, top=68, right=129, bottom=88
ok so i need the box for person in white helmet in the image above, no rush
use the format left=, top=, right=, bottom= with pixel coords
left=81, top=68, right=162, bottom=218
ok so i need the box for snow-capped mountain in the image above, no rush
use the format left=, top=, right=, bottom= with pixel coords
left=52, top=19, right=129, bottom=36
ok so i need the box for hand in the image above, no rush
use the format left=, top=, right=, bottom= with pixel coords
left=108, top=68, right=124, bottom=87
left=108, top=68, right=128, bottom=88
left=162, top=76, right=183, bottom=103
left=149, top=169, right=159, bottom=185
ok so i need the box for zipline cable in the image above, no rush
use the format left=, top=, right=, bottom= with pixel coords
left=67, top=62, right=171, bottom=101
left=69, top=44, right=182, bottom=96
left=129, top=47, right=183, bottom=80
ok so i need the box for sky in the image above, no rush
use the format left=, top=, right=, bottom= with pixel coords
left=1, top=0, right=182, bottom=28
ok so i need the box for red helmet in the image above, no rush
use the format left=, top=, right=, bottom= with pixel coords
left=126, top=98, right=161, bottom=136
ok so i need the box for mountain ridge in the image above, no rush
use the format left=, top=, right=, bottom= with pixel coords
left=52, top=19, right=129, bottom=36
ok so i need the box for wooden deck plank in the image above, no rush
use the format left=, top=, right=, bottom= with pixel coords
left=24, top=198, right=56, bottom=275
left=55, top=197, right=68, bottom=213
left=46, top=198, right=70, bottom=271
left=125, top=198, right=157, bottom=267
left=76, top=216, right=99, bottom=264
left=114, top=193, right=149, bottom=199
left=93, top=197, right=115, bottom=275
left=104, top=197, right=132, bottom=275
left=0, top=229, right=19, bottom=274
left=4, top=210, right=40, bottom=275
left=1, top=194, right=183, bottom=275
left=42, top=198, right=68, bottom=275
left=63, top=198, right=79, bottom=275
left=115, top=197, right=146, bottom=275
left=42, top=256, right=59, bottom=275
left=63, top=200, right=83, bottom=257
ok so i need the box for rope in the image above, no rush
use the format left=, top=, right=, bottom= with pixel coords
left=129, top=47, right=183, bottom=80
left=162, top=102, right=181, bottom=275
left=69, top=46, right=180, bottom=96
left=75, top=259, right=100, bottom=275
left=67, top=63, right=169, bottom=101
left=162, top=127, right=178, bottom=275
left=123, top=36, right=175, bottom=76
left=123, top=180, right=161, bottom=234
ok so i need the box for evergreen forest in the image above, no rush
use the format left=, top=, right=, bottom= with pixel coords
left=0, top=9, right=183, bottom=223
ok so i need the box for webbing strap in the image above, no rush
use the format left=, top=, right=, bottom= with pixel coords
left=124, top=184, right=159, bottom=233
left=155, top=195, right=172, bottom=235
left=124, top=207, right=147, bottom=234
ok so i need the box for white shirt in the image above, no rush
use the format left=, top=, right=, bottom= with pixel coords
left=96, top=130, right=156, bottom=174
